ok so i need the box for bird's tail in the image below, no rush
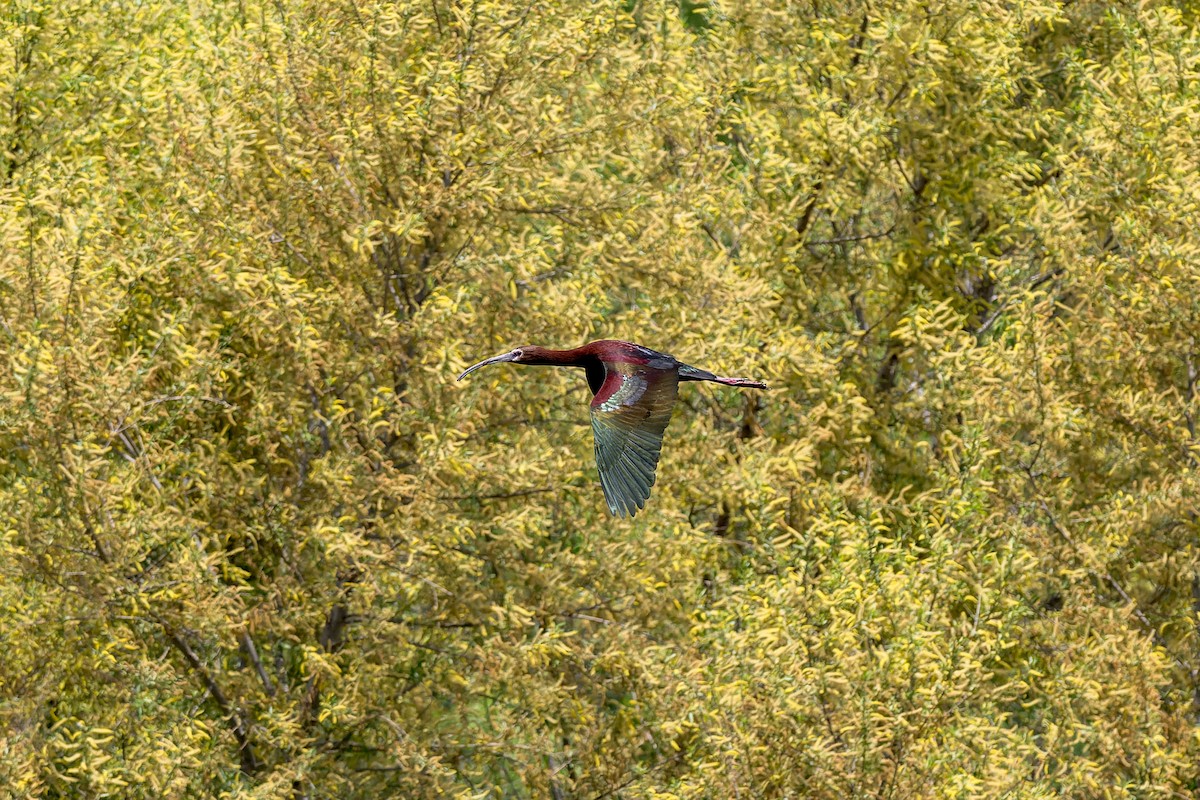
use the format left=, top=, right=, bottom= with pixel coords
left=679, top=364, right=768, bottom=390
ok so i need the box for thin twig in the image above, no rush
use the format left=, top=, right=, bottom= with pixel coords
left=239, top=631, right=276, bottom=697
left=559, top=612, right=611, bottom=625
left=806, top=224, right=896, bottom=246
left=437, top=486, right=554, bottom=502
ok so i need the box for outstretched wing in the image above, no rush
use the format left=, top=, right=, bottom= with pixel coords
left=589, top=364, right=678, bottom=517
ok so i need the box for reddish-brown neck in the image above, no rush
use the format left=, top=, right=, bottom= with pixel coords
left=519, top=345, right=593, bottom=367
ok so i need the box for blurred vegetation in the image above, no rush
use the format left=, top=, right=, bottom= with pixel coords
left=1, top=0, right=1198, bottom=797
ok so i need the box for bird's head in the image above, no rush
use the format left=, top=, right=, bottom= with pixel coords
left=457, top=346, right=550, bottom=380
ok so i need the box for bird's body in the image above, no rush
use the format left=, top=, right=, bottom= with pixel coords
left=458, top=340, right=767, bottom=517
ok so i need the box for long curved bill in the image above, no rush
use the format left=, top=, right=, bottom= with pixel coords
left=457, top=351, right=517, bottom=381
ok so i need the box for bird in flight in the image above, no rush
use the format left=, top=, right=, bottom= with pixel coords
left=458, top=340, right=768, bottom=517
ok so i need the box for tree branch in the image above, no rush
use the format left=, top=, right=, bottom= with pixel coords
left=239, top=630, right=276, bottom=697
left=162, top=622, right=259, bottom=774
left=1025, top=475, right=1197, bottom=682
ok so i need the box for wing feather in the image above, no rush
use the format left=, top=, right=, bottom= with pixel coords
left=589, top=364, right=678, bottom=517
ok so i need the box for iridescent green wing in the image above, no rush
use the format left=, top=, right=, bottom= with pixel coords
left=589, top=363, right=679, bottom=517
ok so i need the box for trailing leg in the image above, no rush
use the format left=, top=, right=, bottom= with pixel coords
left=679, top=363, right=768, bottom=390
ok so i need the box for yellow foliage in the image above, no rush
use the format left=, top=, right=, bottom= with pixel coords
left=1, top=0, right=1198, bottom=797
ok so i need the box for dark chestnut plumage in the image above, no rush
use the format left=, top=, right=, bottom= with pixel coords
left=457, top=340, right=767, bottom=517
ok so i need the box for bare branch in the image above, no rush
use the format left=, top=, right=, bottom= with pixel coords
left=161, top=621, right=259, bottom=774
left=239, top=631, right=276, bottom=697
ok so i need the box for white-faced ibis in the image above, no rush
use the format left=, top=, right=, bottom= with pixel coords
left=458, top=340, right=768, bottom=517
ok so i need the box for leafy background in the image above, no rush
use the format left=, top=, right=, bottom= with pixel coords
left=1, top=0, right=1198, bottom=797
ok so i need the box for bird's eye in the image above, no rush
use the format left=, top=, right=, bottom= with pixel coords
left=512, top=349, right=524, bottom=360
